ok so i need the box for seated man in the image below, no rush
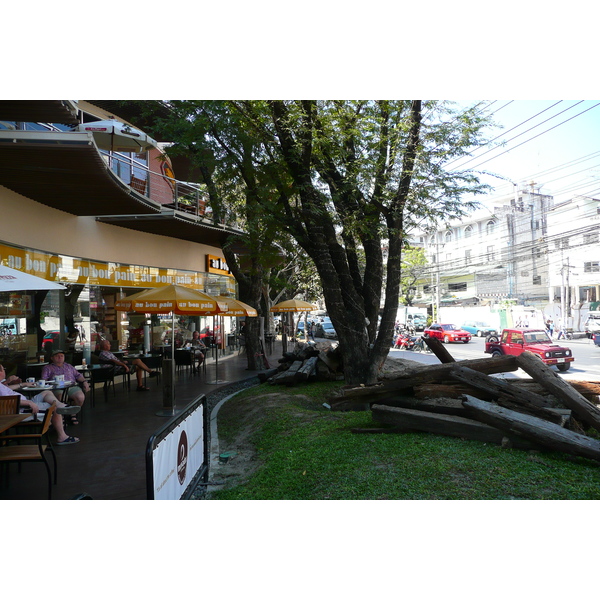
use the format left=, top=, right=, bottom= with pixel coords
left=41, top=349, right=89, bottom=425
left=98, top=339, right=157, bottom=392
left=0, top=364, right=80, bottom=445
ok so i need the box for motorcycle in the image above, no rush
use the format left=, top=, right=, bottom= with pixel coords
left=394, top=332, right=417, bottom=350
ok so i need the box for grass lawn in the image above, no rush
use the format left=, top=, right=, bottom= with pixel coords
left=208, top=381, right=600, bottom=500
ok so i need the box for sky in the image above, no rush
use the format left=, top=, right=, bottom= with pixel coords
left=458, top=100, right=600, bottom=204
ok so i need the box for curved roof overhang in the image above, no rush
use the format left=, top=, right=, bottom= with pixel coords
left=0, top=100, right=80, bottom=125
left=97, top=210, right=248, bottom=249
left=0, top=131, right=162, bottom=216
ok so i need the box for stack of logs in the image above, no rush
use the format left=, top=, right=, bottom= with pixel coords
left=258, top=342, right=344, bottom=385
left=332, top=337, right=600, bottom=462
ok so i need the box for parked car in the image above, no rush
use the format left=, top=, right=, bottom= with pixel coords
left=315, top=321, right=337, bottom=339
left=461, top=321, right=498, bottom=337
left=485, top=328, right=573, bottom=371
left=41, top=330, right=60, bottom=349
left=423, top=323, right=471, bottom=343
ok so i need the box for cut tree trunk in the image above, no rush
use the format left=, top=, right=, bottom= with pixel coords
left=516, top=352, right=600, bottom=434
left=461, top=394, right=600, bottom=462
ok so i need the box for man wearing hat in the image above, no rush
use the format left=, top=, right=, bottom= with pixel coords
left=41, top=349, right=89, bottom=423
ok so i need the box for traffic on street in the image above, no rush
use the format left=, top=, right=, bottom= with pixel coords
left=389, top=335, right=600, bottom=382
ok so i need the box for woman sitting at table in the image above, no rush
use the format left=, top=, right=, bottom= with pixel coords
left=0, top=364, right=80, bottom=445
left=186, top=330, right=207, bottom=372
left=41, top=350, right=89, bottom=425
left=98, top=339, right=157, bottom=392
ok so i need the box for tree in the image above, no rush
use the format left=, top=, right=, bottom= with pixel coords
left=400, top=246, right=428, bottom=307
left=136, top=100, right=493, bottom=383
left=228, top=100, right=492, bottom=384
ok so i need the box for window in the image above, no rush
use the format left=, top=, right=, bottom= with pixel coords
left=486, top=245, right=495, bottom=262
left=533, top=275, right=542, bottom=285
left=584, top=232, right=599, bottom=244
left=486, top=220, right=496, bottom=235
left=464, top=225, right=473, bottom=238
left=465, top=249, right=472, bottom=265
left=445, top=230, right=453, bottom=243
left=448, top=282, right=467, bottom=292
left=584, top=262, right=600, bottom=273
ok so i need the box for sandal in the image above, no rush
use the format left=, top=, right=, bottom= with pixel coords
left=69, top=415, right=79, bottom=426
left=56, top=436, right=79, bottom=446
left=136, top=385, right=150, bottom=392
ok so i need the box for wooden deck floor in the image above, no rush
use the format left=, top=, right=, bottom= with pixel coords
left=0, top=347, right=268, bottom=501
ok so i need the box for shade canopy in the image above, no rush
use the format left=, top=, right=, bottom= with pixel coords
left=214, top=296, right=258, bottom=317
left=75, top=120, right=158, bottom=153
left=114, top=288, right=151, bottom=311
left=0, top=265, right=66, bottom=292
left=270, top=299, right=316, bottom=313
left=115, top=284, right=225, bottom=315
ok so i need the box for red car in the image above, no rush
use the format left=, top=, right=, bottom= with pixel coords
left=423, top=323, right=471, bottom=344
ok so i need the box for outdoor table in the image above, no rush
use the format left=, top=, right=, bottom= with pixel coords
left=0, top=414, right=29, bottom=434
left=18, top=380, right=78, bottom=403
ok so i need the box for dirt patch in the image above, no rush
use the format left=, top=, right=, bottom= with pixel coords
left=207, top=392, right=316, bottom=497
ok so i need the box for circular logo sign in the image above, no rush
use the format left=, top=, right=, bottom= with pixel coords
left=177, top=430, right=188, bottom=485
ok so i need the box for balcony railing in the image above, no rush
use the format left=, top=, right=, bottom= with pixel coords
left=101, top=150, right=224, bottom=222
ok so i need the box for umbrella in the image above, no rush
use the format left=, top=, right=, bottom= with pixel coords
left=114, top=288, right=151, bottom=311
left=118, top=284, right=225, bottom=414
left=270, top=299, right=316, bottom=351
left=270, top=299, right=316, bottom=313
left=214, top=296, right=258, bottom=317
left=0, top=265, right=66, bottom=292
left=75, top=120, right=158, bottom=153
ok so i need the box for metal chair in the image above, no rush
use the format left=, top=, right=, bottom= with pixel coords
left=0, top=403, right=58, bottom=499
left=89, top=367, right=115, bottom=406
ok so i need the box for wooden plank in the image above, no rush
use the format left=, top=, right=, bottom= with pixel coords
left=296, top=356, right=318, bottom=380
left=339, top=355, right=519, bottom=402
left=462, top=394, right=600, bottom=462
left=449, top=366, right=555, bottom=408
left=371, top=403, right=538, bottom=450
left=424, top=336, right=456, bottom=363
left=516, top=351, right=600, bottom=433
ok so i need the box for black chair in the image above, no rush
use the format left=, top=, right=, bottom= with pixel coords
left=89, top=367, right=115, bottom=406
left=174, top=349, right=193, bottom=373
left=0, top=404, right=58, bottom=499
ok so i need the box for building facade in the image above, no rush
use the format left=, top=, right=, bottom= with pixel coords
left=0, top=100, right=245, bottom=370
left=412, top=183, right=600, bottom=328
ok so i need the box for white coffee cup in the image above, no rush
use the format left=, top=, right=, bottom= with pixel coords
left=37, top=380, right=45, bottom=387
left=54, top=375, right=64, bottom=382
left=26, top=377, right=36, bottom=384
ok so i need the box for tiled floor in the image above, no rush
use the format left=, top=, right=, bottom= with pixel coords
left=0, top=345, right=274, bottom=500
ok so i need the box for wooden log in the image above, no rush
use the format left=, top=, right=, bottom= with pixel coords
left=338, top=355, right=519, bottom=402
left=271, top=360, right=304, bottom=384
left=367, top=395, right=468, bottom=417
left=296, top=356, right=318, bottom=380
left=516, top=351, right=600, bottom=434
left=495, top=394, right=571, bottom=427
left=449, top=366, right=555, bottom=408
left=257, top=368, right=280, bottom=383
left=371, top=403, right=538, bottom=450
left=461, top=394, right=600, bottom=462
left=423, top=336, right=456, bottom=363
left=414, top=383, right=496, bottom=401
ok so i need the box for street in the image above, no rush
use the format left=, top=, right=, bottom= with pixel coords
left=389, top=335, right=600, bottom=381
